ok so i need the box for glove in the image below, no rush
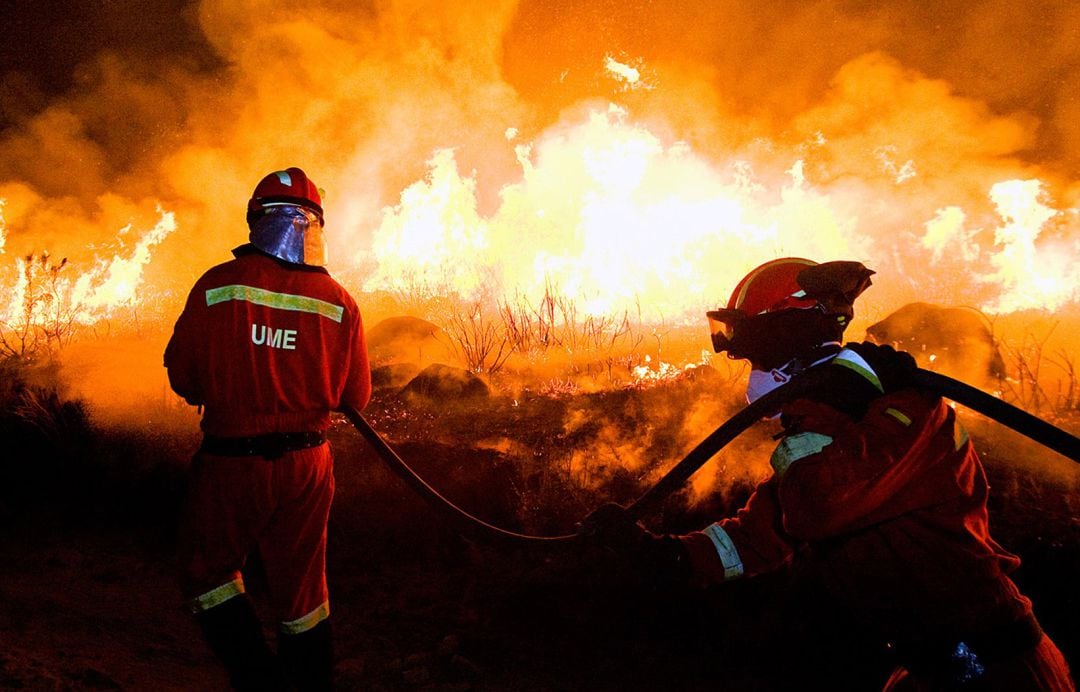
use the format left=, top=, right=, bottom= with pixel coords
left=578, top=503, right=691, bottom=588
left=578, top=502, right=650, bottom=553
left=845, top=341, right=917, bottom=394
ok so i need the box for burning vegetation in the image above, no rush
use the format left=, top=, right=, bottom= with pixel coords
left=2, top=1, right=1080, bottom=688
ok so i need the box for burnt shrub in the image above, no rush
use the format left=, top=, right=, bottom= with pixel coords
left=0, top=356, right=192, bottom=529
left=0, top=357, right=96, bottom=517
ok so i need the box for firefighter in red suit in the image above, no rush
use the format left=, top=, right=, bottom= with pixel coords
left=584, top=258, right=1074, bottom=690
left=165, top=167, right=371, bottom=691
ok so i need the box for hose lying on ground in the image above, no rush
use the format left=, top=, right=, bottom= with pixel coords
left=343, top=367, right=1080, bottom=544
left=342, top=405, right=574, bottom=544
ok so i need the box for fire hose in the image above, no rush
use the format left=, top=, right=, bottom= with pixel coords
left=343, top=367, right=1080, bottom=545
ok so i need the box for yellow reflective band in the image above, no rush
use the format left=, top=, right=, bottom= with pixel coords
left=954, top=421, right=970, bottom=450
left=280, top=601, right=330, bottom=635
left=884, top=407, right=912, bottom=426
left=771, top=432, right=834, bottom=477
left=703, top=524, right=744, bottom=579
left=832, top=350, right=884, bottom=392
left=189, top=578, right=245, bottom=614
left=206, top=284, right=344, bottom=323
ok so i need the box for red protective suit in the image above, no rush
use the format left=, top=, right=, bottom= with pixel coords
left=165, top=245, right=371, bottom=632
left=679, top=350, right=1073, bottom=690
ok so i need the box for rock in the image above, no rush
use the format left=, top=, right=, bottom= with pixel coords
left=367, top=316, right=455, bottom=367
left=864, top=302, right=1006, bottom=385
left=371, top=362, right=421, bottom=391
left=402, top=364, right=490, bottom=401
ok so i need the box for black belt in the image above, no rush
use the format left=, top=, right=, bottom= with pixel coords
left=199, top=431, right=326, bottom=459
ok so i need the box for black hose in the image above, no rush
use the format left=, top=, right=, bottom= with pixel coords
left=345, top=367, right=1080, bottom=542
left=912, top=369, right=1080, bottom=462
left=626, top=365, right=835, bottom=520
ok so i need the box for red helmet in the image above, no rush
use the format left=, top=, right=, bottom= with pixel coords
left=247, top=167, right=324, bottom=226
left=725, top=257, right=820, bottom=316
left=707, top=257, right=874, bottom=357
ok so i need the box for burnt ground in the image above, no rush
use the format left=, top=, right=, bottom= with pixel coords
left=1, top=372, right=1078, bottom=691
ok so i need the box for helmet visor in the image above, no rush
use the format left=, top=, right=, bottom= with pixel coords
left=249, top=205, right=327, bottom=267
left=706, top=309, right=743, bottom=353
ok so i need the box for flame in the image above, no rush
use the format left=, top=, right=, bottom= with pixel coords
left=0, top=200, right=6, bottom=257
left=359, top=78, right=1078, bottom=325
left=363, top=104, right=865, bottom=323
left=604, top=56, right=649, bottom=91
left=69, top=211, right=177, bottom=319
left=981, top=180, right=1077, bottom=313
left=631, top=352, right=714, bottom=386
left=0, top=210, right=176, bottom=345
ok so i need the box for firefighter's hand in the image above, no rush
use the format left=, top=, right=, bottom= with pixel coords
left=578, top=503, right=691, bottom=588
left=578, top=503, right=649, bottom=554
left=847, top=341, right=917, bottom=393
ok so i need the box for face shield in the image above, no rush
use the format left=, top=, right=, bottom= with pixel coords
left=708, top=304, right=846, bottom=373
left=248, top=204, right=328, bottom=267
left=706, top=309, right=744, bottom=355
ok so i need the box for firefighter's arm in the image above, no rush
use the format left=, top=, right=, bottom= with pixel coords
left=340, top=304, right=372, bottom=412
left=678, top=476, right=795, bottom=586
left=163, top=288, right=205, bottom=406
left=580, top=479, right=795, bottom=589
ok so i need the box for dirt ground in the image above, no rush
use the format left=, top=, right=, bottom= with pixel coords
left=1, top=379, right=1078, bottom=691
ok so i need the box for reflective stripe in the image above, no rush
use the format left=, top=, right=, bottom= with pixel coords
left=954, top=421, right=970, bottom=450
left=703, top=524, right=744, bottom=579
left=280, top=601, right=330, bottom=635
left=771, top=432, right=833, bottom=477
left=205, top=284, right=344, bottom=323
left=832, top=349, right=883, bottom=392
left=884, top=407, right=912, bottom=426
left=189, top=577, right=245, bottom=614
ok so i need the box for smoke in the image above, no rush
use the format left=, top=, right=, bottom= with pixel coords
left=2, top=1, right=1077, bottom=273
left=502, top=1, right=1080, bottom=172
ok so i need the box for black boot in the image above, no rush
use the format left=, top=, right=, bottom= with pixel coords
left=279, top=619, right=333, bottom=692
left=195, top=594, right=284, bottom=691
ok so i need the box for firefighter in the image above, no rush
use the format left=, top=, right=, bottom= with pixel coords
left=164, top=167, right=371, bottom=691
left=583, top=257, right=1074, bottom=690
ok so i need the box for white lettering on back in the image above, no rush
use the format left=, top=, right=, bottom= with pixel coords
left=251, top=323, right=298, bottom=350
